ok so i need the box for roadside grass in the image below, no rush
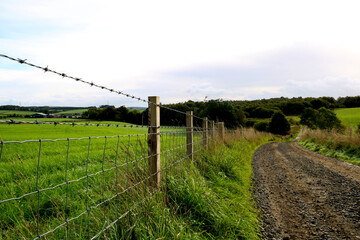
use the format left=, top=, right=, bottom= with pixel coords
left=298, top=127, right=360, bottom=167
left=335, top=107, right=360, bottom=128
left=298, top=108, right=360, bottom=166
left=123, top=128, right=272, bottom=239
left=0, top=124, right=270, bottom=239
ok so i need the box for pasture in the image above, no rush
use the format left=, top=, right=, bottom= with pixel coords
left=335, top=107, right=360, bottom=127
left=56, top=109, right=89, bottom=115
left=0, top=122, right=192, bottom=239
left=0, top=110, right=37, bottom=117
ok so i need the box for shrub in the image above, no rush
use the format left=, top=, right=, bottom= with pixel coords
left=245, top=120, right=256, bottom=127
left=254, top=121, right=269, bottom=132
left=268, top=111, right=290, bottom=135
left=300, top=107, right=343, bottom=130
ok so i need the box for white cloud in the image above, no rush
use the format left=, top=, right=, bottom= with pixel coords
left=2, top=0, right=360, bottom=106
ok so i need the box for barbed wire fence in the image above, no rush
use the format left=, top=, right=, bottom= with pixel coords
left=0, top=54, right=225, bottom=239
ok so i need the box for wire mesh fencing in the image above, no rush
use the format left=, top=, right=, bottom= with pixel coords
left=0, top=122, right=222, bottom=239
left=0, top=53, right=225, bottom=239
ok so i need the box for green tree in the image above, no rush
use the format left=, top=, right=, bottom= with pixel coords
left=300, top=107, right=342, bottom=130
left=316, top=107, right=342, bottom=130
left=268, top=111, right=290, bottom=135
left=203, top=100, right=245, bottom=128
left=310, top=99, right=329, bottom=109
left=300, top=108, right=317, bottom=129
left=254, top=121, right=269, bottom=132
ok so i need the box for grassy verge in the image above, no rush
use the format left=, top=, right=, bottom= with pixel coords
left=298, top=128, right=360, bottom=167
left=122, top=129, right=272, bottom=239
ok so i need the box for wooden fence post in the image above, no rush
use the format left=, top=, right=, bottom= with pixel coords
left=210, top=120, right=215, bottom=141
left=203, top=117, right=208, bottom=149
left=148, top=96, right=160, bottom=187
left=186, top=111, right=194, bottom=161
left=218, top=122, right=225, bottom=142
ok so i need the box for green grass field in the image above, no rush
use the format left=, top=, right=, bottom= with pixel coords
left=335, top=107, right=360, bottom=127
left=0, top=121, right=267, bottom=239
left=56, top=109, right=89, bottom=115
left=0, top=110, right=37, bottom=117
left=0, top=122, right=189, bottom=239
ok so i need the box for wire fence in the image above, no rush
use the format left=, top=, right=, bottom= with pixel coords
left=0, top=54, right=224, bottom=239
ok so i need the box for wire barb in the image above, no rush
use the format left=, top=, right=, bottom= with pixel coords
left=0, top=53, right=207, bottom=121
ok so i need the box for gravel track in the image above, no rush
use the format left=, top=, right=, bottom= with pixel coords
left=252, top=142, right=360, bottom=239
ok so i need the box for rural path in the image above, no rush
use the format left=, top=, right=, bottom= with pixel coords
left=252, top=142, right=360, bottom=240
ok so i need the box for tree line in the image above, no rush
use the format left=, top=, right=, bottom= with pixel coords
left=81, top=106, right=144, bottom=125
left=0, top=105, right=88, bottom=113
left=4, top=95, right=357, bottom=134
left=79, top=96, right=359, bottom=133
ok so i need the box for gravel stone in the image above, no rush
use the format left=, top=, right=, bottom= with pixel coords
left=252, top=142, right=360, bottom=239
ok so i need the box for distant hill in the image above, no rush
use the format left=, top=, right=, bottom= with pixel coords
left=128, top=107, right=146, bottom=112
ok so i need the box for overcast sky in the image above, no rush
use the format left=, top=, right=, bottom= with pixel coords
left=1, top=0, right=360, bottom=107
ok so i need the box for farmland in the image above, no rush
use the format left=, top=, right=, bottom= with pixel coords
left=335, top=107, right=360, bottom=127
left=0, top=110, right=37, bottom=117
left=0, top=120, right=270, bottom=239
left=0, top=122, right=186, bottom=239
left=56, top=109, right=89, bottom=115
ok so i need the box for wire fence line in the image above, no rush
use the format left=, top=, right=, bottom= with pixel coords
left=0, top=53, right=224, bottom=239
left=0, top=122, right=216, bottom=239
left=0, top=131, right=206, bottom=204
left=0, top=53, right=206, bottom=121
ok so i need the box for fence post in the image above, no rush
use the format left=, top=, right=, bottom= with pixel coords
left=203, top=117, right=208, bottom=149
left=210, top=120, right=215, bottom=141
left=186, top=111, right=194, bottom=161
left=218, top=122, right=225, bottom=142
left=148, top=96, right=160, bottom=188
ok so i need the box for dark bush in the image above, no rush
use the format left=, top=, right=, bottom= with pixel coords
left=268, top=111, right=290, bottom=135
left=254, top=121, right=269, bottom=132
left=300, top=107, right=343, bottom=130
left=245, top=120, right=256, bottom=127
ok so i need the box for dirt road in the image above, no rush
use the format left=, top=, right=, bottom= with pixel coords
left=252, top=142, right=360, bottom=239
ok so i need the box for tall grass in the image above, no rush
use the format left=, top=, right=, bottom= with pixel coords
left=298, top=127, right=360, bottom=166
left=122, top=128, right=272, bottom=239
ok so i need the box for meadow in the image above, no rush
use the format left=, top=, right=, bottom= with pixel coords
left=0, top=110, right=37, bottom=117
left=0, top=119, right=270, bottom=239
left=0, top=121, right=187, bottom=239
left=56, top=109, right=89, bottom=115
left=335, top=107, right=360, bottom=128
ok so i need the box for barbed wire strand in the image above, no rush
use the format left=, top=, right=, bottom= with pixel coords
left=0, top=53, right=205, bottom=121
